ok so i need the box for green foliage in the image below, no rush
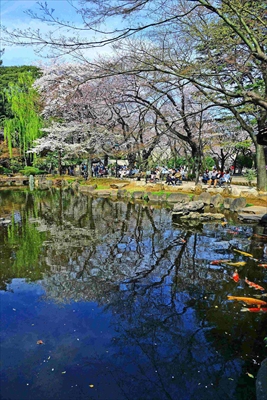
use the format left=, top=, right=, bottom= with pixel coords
left=3, top=71, right=43, bottom=160
left=236, top=154, right=253, bottom=169
left=243, top=169, right=257, bottom=184
left=9, top=158, right=24, bottom=172
left=19, top=166, right=45, bottom=176
left=202, top=156, right=215, bottom=171
left=0, top=165, right=12, bottom=174
left=0, top=65, right=41, bottom=124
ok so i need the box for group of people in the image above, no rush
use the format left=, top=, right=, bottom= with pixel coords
left=202, top=168, right=231, bottom=187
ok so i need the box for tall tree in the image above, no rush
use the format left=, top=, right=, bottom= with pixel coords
left=4, top=72, right=43, bottom=164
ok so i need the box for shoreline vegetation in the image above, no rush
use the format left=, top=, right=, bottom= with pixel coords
left=0, top=174, right=266, bottom=209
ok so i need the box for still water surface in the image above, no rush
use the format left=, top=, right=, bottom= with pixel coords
left=0, top=189, right=267, bottom=400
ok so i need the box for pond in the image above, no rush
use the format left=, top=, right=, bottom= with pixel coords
left=0, top=188, right=267, bottom=400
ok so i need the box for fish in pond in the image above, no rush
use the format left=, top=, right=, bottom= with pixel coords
left=245, top=278, right=265, bottom=291
left=227, top=296, right=267, bottom=307
left=232, top=270, right=240, bottom=283
left=233, top=249, right=253, bottom=258
left=240, top=307, right=267, bottom=313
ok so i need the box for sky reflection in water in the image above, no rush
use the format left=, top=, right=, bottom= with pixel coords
left=0, top=189, right=267, bottom=400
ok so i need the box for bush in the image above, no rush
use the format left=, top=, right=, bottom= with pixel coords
left=19, top=167, right=46, bottom=176
left=0, top=166, right=12, bottom=175
left=243, top=169, right=256, bottom=185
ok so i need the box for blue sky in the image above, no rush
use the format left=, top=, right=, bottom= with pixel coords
left=1, top=0, right=112, bottom=66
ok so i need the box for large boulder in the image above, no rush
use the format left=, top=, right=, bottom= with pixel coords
left=198, top=192, right=211, bottom=205
left=172, top=200, right=205, bottom=216
left=230, top=197, right=247, bottom=212
left=147, top=193, right=166, bottom=202
left=194, top=183, right=203, bottom=195
left=167, top=193, right=191, bottom=203
left=132, top=191, right=145, bottom=199
left=79, top=184, right=97, bottom=193
left=210, top=194, right=224, bottom=208
left=92, top=190, right=111, bottom=197
left=223, top=197, right=234, bottom=209
left=117, top=189, right=127, bottom=198
left=238, top=206, right=267, bottom=222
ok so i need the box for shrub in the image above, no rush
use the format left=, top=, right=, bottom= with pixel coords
left=243, top=169, right=256, bottom=185
left=19, top=166, right=46, bottom=176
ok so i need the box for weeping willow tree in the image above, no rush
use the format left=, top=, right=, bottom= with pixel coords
left=4, top=72, right=43, bottom=165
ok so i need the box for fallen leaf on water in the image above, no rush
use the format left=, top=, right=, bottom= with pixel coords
left=89, top=384, right=94, bottom=388
left=246, top=372, right=254, bottom=379
left=233, top=249, right=253, bottom=257
left=221, top=222, right=227, bottom=226
left=37, top=340, right=44, bottom=345
left=226, top=261, right=246, bottom=267
left=62, top=371, right=66, bottom=374
left=227, top=296, right=267, bottom=306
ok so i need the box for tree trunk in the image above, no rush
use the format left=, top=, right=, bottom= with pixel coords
left=103, top=154, right=108, bottom=167
left=87, top=154, right=92, bottom=178
left=58, top=151, right=62, bottom=175
left=255, top=142, right=267, bottom=191
left=127, top=152, right=136, bottom=170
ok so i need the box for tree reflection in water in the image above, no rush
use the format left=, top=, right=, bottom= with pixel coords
left=0, top=188, right=267, bottom=400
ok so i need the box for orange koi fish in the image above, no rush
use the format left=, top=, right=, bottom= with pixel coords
left=241, top=307, right=267, bottom=313
left=227, top=296, right=267, bottom=307
left=245, top=278, right=265, bottom=291
left=258, top=264, right=267, bottom=268
left=232, top=270, right=240, bottom=283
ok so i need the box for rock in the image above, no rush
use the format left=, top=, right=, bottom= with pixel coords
left=110, top=183, right=128, bottom=189
left=80, top=184, right=97, bottom=193
left=92, top=190, right=111, bottom=197
left=230, top=186, right=242, bottom=197
left=256, top=358, right=267, bottom=400
left=71, top=181, right=79, bottom=190
left=147, top=193, right=166, bottom=202
left=180, top=212, right=224, bottom=221
left=172, top=203, right=185, bottom=214
left=223, top=197, right=234, bottom=209
left=238, top=206, right=267, bottom=222
left=180, top=212, right=201, bottom=220
left=230, top=197, right=247, bottom=212
left=194, top=183, right=203, bottom=195
left=210, top=194, right=224, bottom=208
left=239, top=206, right=267, bottom=215
left=198, top=192, right=211, bottom=205
left=240, top=189, right=259, bottom=198
left=238, top=214, right=262, bottom=222
left=167, top=193, right=191, bottom=203
left=199, top=213, right=225, bottom=221
left=172, top=200, right=205, bottom=216
left=132, top=191, right=145, bottom=199
left=186, top=200, right=205, bottom=212
left=110, top=190, right=118, bottom=199
left=117, top=189, right=127, bottom=198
